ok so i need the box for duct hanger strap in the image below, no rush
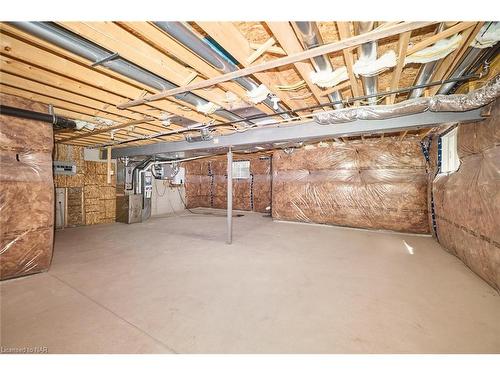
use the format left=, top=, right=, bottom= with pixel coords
left=91, top=52, right=120, bottom=67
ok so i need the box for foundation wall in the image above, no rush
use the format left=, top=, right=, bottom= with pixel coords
left=432, top=100, right=500, bottom=291
left=271, top=138, right=430, bottom=234
left=184, top=154, right=271, bottom=213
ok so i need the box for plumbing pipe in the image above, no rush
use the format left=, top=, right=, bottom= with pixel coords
left=8, top=22, right=244, bottom=123
left=293, top=21, right=344, bottom=109
left=0, top=105, right=76, bottom=129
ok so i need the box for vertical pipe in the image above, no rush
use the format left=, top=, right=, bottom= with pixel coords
left=107, top=146, right=112, bottom=184
left=226, top=148, right=233, bottom=244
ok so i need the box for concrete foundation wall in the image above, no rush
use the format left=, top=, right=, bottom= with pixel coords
left=151, top=179, right=186, bottom=216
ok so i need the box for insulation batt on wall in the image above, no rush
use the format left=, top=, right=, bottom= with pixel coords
left=0, top=93, right=54, bottom=280
left=183, top=154, right=271, bottom=213
left=272, top=138, right=430, bottom=234
left=432, top=99, right=500, bottom=292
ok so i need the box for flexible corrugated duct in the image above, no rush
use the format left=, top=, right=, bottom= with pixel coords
left=8, top=22, right=245, bottom=123
left=355, top=22, right=378, bottom=105
left=153, top=21, right=291, bottom=118
left=314, top=75, right=500, bottom=124
left=292, top=22, right=344, bottom=109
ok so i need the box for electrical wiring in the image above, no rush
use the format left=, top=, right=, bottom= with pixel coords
left=275, top=80, right=307, bottom=91
left=93, top=70, right=484, bottom=148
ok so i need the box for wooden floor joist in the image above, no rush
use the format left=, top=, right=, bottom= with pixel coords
left=0, top=26, right=214, bottom=124
left=336, top=22, right=363, bottom=102
left=119, top=21, right=435, bottom=109
left=197, top=21, right=311, bottom=112
left=428, top=22, right=484, bottom=96
left=1, top=20, right=493, bottom=149
left=405, top=22, right=476, bottom=57
left=118, top=22, right=274, bottom=116
left=388, top=31, right=412, bottom=104
left=58, top=22, right=232, bottom=111
left=266, top=22, right=330, bottom=106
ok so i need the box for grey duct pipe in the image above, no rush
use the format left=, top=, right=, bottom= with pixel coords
left=437, top=48, right=485, bottom=94
left=355, top=22, right=378, bottom=105
left=437, top=24, right=497, bottom=95
left=153, top=22, right=291, bottom=119
left=408, top=23, right=449, bottom=99
left=293, top=22, right=344, bottom=110
left=8, top=22, right=244, bottom=124
left=0, top=105, right=76, bottom=129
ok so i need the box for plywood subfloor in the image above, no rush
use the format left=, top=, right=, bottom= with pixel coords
left=1, top=210, right=499, bottom=353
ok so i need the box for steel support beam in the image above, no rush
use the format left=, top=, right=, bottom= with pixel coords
left=226, top=148, right=233, bottom=245
left=111, top=109, right=484, bottom=158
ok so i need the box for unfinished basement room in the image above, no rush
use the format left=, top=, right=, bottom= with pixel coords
left=1, top=5, right=500, bottom=364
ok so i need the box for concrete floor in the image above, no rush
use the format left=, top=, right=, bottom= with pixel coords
left=1, top=210, right=500, bottom=354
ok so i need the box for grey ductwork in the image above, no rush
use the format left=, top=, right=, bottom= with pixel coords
left=8, top=22, right=244, bottom=123
left=408, top=23, right=448, bottom=99
left=314, top=75, right=500, bottom=124
left=437, top=48, right=487, bottom=95
left=437, top=22, right=498, bottom=95
left=153, top=21, right=291, bottom=118
left=293, top=22, right=344, bottom=109
left=355, top=22, right=378, bottom=105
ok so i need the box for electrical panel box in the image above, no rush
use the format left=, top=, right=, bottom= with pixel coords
left=125, top=166, right=134, bottom=191
left=144, top=170, right=153, bottom=199
left=53, top=161, right=77, bottom=175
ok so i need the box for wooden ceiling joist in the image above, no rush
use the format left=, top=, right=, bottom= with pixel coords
left=336, top=22, right=363, bottom=104
left=266, top=22, right=330, bottom=106
left=0, top=85, right=160, bottom=143
left=117, top=22, right=273, bottom=116
left=387, top=31, right=412, bottom=104
left=1, top=71, right=156, bottom=125
left=57, top=22, right=231, bottom=111
left=1, top=20, right=492, bottom=149
left=120, top=21, right=435, bottom=109
left=0, top=26, right=214, bottom=124
left=405, top=22, right=476, bottom=57
left=196, top=21, right=312, bottom=112
left=428, top=22, right=484, bottom=96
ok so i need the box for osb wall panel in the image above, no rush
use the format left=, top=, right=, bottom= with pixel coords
left=53, top=144, right=85, bottom=226
left=67, top=187, right=84, bottom=227
left=272, top=138, right=429, bottom=233
left=432, top=99, right=500, bottom=292
left=53, top=144, right=85, bottom=188
left=54, top=144, right=116, bottom=226
left=184, top=154, right=271, bottom=213
left=84, top=161, right=116, bottom=225
left=0, top=93, right=54, bottom=280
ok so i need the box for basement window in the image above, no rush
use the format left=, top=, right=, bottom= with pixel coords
left=232, top=160, right=250, bottom=179
left=439, top=127, right=460, bottom=174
